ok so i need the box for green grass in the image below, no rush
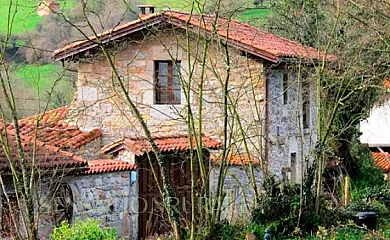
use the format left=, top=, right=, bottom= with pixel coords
left=13, top=63, right=67, bottom=91
left=235, top=8, right=270, bottom=21
left=0, top=0, right=43, bottom=35
left=144, top=0, right=205, bottom=11
left=0, top=0, right=75, bottom=36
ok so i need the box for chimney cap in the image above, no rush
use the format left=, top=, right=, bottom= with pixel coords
left=137, top=4, right=156, bottom=8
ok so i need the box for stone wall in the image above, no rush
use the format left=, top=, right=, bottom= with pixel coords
left=209, top=166, right=262, bottom=221
left=1, top=179, right=64, bottom=239
left=67, top=29, right=265, bottom=161
left=73, top=138, right=102, bottom=160
left=267, top=69, right=317, bottom=182
left=69, top=171, right=137, bottom=239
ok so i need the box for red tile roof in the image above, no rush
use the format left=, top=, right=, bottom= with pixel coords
left=101, top=135, right=222, bottom=156
left=384, top=79, right=390, bottom=89
left=5, top=107, right=102, bottom=150
left=0, top=107, right=123, bottom=175
left=53, top=11, right=329, bottom=63
left=0, top=135, right=88, bottom=172
left=210, top=153, right=261, bottom=166
left=86, top=159, right=136, bottom=174
left=372, top=152, right=390, bottom=172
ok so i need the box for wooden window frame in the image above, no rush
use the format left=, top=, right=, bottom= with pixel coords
left=140, top=7, right=146, bottom=15
left=154, top=61, right=181, bottom=105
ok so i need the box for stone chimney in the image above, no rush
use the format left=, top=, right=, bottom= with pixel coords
left=137, top=5, right=156, bottom=18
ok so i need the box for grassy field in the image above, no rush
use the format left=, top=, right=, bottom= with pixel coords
left=142, top=0, right=270, bottom=23
left=144, top=0, right=204, bottom=11
left=235, top=8, right=270, bottom=26
left=0, top=0, right=43, bottom=35
left=0, top=0, right=74, bottom=36
left=13, top=63, right=67, bottom=91
left=236, top=8, right=270, bottom=21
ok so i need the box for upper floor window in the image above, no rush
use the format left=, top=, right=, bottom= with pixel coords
left=302, top=81, right=310, bottom=129
left=283, top=73, right=288, bottom=105
left=154, top=61, right=181, bottom=105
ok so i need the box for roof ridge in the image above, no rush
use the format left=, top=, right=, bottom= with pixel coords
left=53, top=10, right=328, bottom=62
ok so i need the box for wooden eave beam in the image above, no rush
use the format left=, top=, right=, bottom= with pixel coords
left=54, top=16, right=165, bottom=61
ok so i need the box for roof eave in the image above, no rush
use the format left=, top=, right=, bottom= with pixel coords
left=53, top=15, right=166, bottom=61
left=54, top=13, right=281, bottom=63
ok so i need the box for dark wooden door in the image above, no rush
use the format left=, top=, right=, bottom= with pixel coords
left=138, top=153, right=206, bottom=239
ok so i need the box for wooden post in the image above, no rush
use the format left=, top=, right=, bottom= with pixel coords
left=344, top=175, right=350, bottom=205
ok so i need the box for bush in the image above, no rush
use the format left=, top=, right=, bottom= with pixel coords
left=244, top=223, right=266, bottom=239
left=214, top=220, right=242, bottom=240
left=364, top=183, right=390, bottom=209
left=50, top=218, right=117, bottom=240
left=252, top=177, right=306, bottom=236
left=349, top=140, right=385, bottom=189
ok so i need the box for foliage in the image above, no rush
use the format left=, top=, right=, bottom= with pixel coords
left=244, top=223, right=267, bottom=238
left=214, top=220, right=243, bottom=240
left=344, top=201, right=388, bottom=217
left=364, top=184, right=390, bottom=209
left=348, top=139, right=385, bottom=190
left=146, top=232, right=174, bottom=240
left=252, top=176, right=318, bottom=236
left=50, top=218, right=117, bottom=240
left=267, top=0, right=327, bottom=47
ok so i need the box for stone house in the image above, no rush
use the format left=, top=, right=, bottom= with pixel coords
left=1, top=8, right=324, bottom=240
left=53, top=9, right=321, bottom=181
left=51, top=9, right=322, bottom=238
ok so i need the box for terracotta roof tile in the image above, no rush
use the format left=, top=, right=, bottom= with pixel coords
left=7, top=106, right=102, bottom=150
left=372, top=152, right=390, bottom=172
left=0, top=134, right=133, bottom=175
left=0, top=135, right=88, bottom=172
left=210, top=153, right=261, bottom=166
left=101, top=135, right=222, bottom=156
left=85, top=159, right=136, bottom=174
left=53, top=11, right=330, bottom=63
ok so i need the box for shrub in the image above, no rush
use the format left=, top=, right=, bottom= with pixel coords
left=364, top=183, right=390, bottom=209
left=50, top=218, right=117, bottom=240
left=349, top=140, right=385, bottom=189
left=244, top=223, right=266, bottom=239
left=214, top=220, right=242, bottom=240
left=252, top=177, right=305, bottom=236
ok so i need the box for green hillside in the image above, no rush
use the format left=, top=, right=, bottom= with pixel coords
left=0, top=0, right=74, bottom=36
left=14, top=64, right=66, bottom=91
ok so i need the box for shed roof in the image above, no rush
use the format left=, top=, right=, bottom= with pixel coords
left=101, top=134, right=222, bottom=156
left=86, top=159, right=136, bottom=175
left=5, top=106, right=102, bottom=150
left=0, top=134, right=88, bottom=172
left=372, top=151, right=390, bottom=173
left=210, top=153, right=261, bottom=166
left=0, top=107, right=134, bottom=175
left=53, top=10, right=328, bottom=63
